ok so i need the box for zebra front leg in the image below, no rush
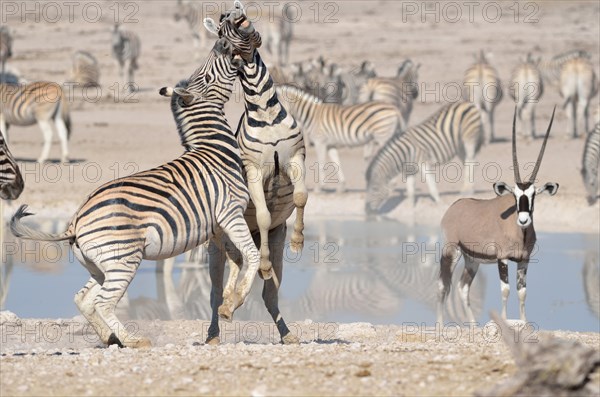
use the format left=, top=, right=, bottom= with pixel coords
left=246, top=163, right=273, bottom=279
left=326, top=147, right=346, bottom=193
left=498, top=259, right=510, bottom=319
left=517, top=261, right=528, bottom=322
left=54, top=115, right=69, bottom=163
left=263, top=224, right=299, bottom=344
left=217, top=215, right=261, bottom=320
left=424, top=162, right=441, bottom=204
left=36, top=119, right=54, bottom=163
left=287, top=154, right=308, bottom=253
left=93, top=253, right=150, bottom=348
left=313, top=142, right=327, bottom=193
left=206, top=238, right=226, bottom=344
left=406, top=174, right=416, bottom=207
left=458, top=256, right=480, bottom=323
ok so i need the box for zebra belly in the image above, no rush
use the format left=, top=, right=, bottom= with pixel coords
left=244, top=181, right=295, bottom=232
left=2, top=111, right=37, bottom=126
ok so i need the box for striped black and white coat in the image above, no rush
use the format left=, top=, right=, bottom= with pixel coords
left=463, top=51, right=502, bottom=144
left=0, top=132, right=23, bottom=200
left=276, top=84, right=403, bottom=193
left=0, top=81, right=72, bottom=163
left=111, top=24, right=140, bottom=92
left=10, top=38, right=261, bottom=349
left=582, top=120, right=600, bottom=205
left=203, top=0, right=307, bottom=344
left=509, top=54, right=544, bottom=139
left=365, top=101, right=483, bottom=213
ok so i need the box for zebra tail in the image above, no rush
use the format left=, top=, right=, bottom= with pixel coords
left=61, top=101, right=72, bottom=140
left=272, top=151, right=280, bottom=197
left=10, top=205, right=75, bottom=242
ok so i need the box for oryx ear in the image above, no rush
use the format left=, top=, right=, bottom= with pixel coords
left=536, top=182, right=559, bottom=196
left=234, top=0, right=245, bottom=13
left=173, top=87, right=195, bottom=105
left=203, top=18, right=219, bottom=36
left=493, top=182, right=512, bottom=196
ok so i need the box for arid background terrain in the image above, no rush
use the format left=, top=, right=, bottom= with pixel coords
left=1, top=0, right=599, bottom=396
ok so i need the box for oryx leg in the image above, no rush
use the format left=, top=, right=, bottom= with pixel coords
left=424, top=162, right=441, bottom=204
left=498, top=259, right=510, bottom=320
left=263, top=224, right=299, bottom=344
left=54, top=114, right=69, bottom=163
left=517, top=261, right=528, bottom=322
left=287, top=153, right=308, bottom=253
left=326, top=147, right=346, bottom=193
left=437, top=244, right=461, bottom=325
left=458, top=256, right=480, bottom=323
left=36, top=119, right=54, bottom=163
left=93, top=252, right=150, bottom=348
left=245, top=162, right=273, bottom=279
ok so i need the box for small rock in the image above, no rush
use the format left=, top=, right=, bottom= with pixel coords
left=0, top=311, right=21, bottom=326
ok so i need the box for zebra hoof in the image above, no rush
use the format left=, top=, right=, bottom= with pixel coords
left=205, top=336, right=220, bottom=346
left=290, top=235, right=304, bottom=253
left=259, top=269, right=273, bottom=280
left=218, top=305, right=233, bottom=322
left=282, top=333, right=300, bottom=345
left=123, top=336, right=152, bottom=349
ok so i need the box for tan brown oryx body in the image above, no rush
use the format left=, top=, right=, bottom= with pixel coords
left=463, top=50, right=503, bottom=144
left=0, top=81, right=72, bottom=163
left=509, top=53, right=544, bottom=139
left=10, top=38, right=263, bottom=348
left=203, top=0, right=307, bottom=344
left=438, top=108, right=559, bottom=324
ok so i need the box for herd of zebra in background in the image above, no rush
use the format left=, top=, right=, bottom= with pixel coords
left=0, top=1, right=599, bottom=345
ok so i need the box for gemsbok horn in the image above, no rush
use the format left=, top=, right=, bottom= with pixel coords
left=437, top=107, right=559, bottom=324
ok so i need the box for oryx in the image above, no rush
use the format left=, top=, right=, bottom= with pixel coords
left=437, top=107, right=559, bottom=324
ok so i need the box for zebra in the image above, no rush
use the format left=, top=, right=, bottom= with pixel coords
left=582, top=120, right=599, bottom=205
left=359, top=59, right=420, bottom=125
left=0, top=26, right=13, bottom=79
left=276, top=84, right=403, bottom=193
left=70, top=50, right=100, bottom=88
left=260, top=3, right=294, bottom=66
left=509, top=53, right=544, bottom=139
left=560, top=56, right=597, bottom=138
left=463, top=50, right=503, bottom=144
left=365, top=101, right=483, bottom=214
left=339, top=60, right=377, bottom=106
left=0, top=81, right=72, bottom=163
left=9, top=38, right=262, bottom=349
left=203, top=0, right=307, bottom=344
left=537, top=49, right=591, bottom=87
left=0, top=132, right=23, bottom=201
left=111, top=24, right=140, bottom=92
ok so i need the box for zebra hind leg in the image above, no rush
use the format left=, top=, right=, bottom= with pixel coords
left=36, top=119, right=54, bottom=163
left=54, top=115, right=69, bottom=163
left=74, top=278, right=113, bottom=345
left=288, top=153, right=307, bottom=253
left=206, top=238, right=226, bottom=345
left=93, top=252, right=150, bottom=348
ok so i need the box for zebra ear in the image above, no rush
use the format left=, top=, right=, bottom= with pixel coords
left=159, top=87, right=174, bottom=97
left=203, top=18, right=220, bottom=36
left=173, top=87, right=195, bottom=105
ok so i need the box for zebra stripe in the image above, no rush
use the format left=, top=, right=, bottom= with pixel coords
left=0, top=81, right=72, bottom=163
left=9, top=38, right=261, bottom=348
left=0, top=26, right=12, bottom=78
left=71, top=50, right=100, bottom=88
left=111, top=24, right=141, bottom=91
left=582, top=121, right=600, bottom=204
left=202, top=1, right=307, bottom=345
left=0, top=132, right=23, bottom=200
left=463, top=51, right=502, bottom=144
left=538, top=49, right=591, bottom=87
left=509, top=54, right=544, bottom=139
left=366, top=101, right=483, bottom=213
left=359, top=59, right=419, bottom=125
left=276, top=84, right=403, bottom=193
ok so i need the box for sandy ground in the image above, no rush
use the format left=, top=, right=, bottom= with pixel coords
left=1, top=1, right=599, bottom=396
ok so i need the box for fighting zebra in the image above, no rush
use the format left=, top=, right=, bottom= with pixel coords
left=276, top=84, right=403, bottom=193
left=203, top=0, right=307, bottom=344
left=463, top=50, right=502, bottom=144
left=111, top=24, right=140, bottom=92
left=71, top=50, right=100, bottom=88
left=359, top=59, right=420, bottom=126
left=261, top=3, right=294, bottom=66
left=365, top=101, right=483, bottom=214
left=10, top=38, right=261, bottom=348
left=0, top=26, right=12, bottom=79
left=582, top=120, right=600, bottom=205
left=560, top=56, right=597, bottom=138
left=538, top=49, right=591, bottom=87
left=509, top=53, right=544, bottom=139
left=0, top=81, right=72, bottom=163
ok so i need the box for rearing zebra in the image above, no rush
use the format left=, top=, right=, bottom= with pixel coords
left=10, top=38, right=261, bottom=349
left=0, top=81, right=72, bottom=163
left=365, top=101, right=483, bottom=214
left=276, top=84, right=403, bottom=193
left=203, top=0, right=307, bottom=344
left=111, top=24, right=140, bottom=92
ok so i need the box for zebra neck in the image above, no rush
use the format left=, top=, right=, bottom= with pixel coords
left=239, top=51, right=284, bottom=115
left=175, top=103, right=236, bottom=151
